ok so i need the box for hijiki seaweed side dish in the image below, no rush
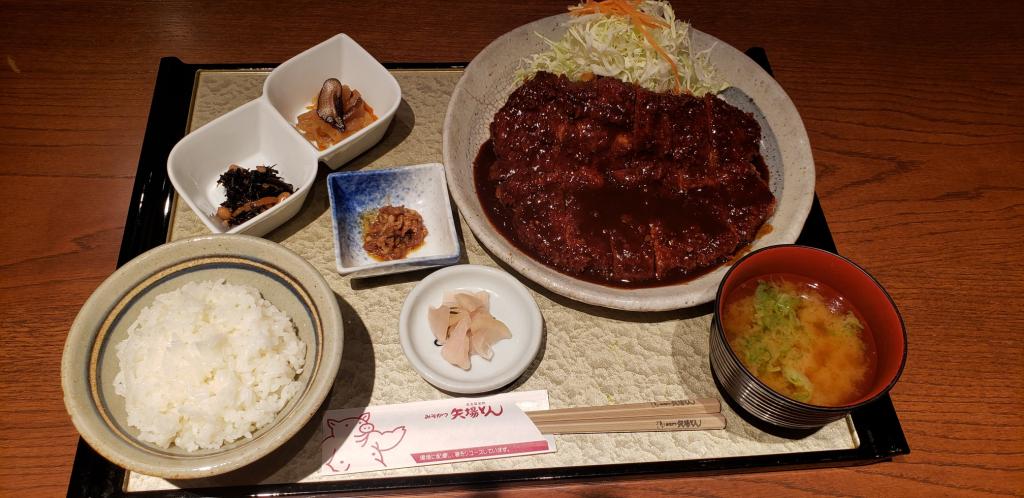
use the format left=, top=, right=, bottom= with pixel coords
left=216, top=164, right=295, bottom=227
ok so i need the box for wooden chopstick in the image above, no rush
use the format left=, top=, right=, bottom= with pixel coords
left=526, top=399, right=725, bottom=434
left=526, top=398, right=720, bottom=423
left=532, top=414, right=726, bottom=434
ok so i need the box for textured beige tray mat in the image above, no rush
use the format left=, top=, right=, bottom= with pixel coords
left=128, top=69, right=858, bottom=491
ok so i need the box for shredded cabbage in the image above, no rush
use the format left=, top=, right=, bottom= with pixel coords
left=516, top=0, right=727, bottom=96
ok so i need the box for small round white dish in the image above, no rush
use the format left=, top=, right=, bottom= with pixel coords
left=399, top=265, right=543, bottom=394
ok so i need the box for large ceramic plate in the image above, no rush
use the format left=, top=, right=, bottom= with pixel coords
left=442, top=14, right=815, bottom=311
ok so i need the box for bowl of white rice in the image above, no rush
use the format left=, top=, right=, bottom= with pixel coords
left=61, top=234, right=343, bottom=479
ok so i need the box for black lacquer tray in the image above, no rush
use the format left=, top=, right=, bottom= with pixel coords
left=66, top=49, right=908, bottom=497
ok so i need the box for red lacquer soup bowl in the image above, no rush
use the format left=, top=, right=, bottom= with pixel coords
left=709, top=245, right=907, bottom=430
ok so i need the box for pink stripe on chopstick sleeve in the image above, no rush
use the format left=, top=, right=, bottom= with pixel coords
left=411, top=440, right=550, bottom=463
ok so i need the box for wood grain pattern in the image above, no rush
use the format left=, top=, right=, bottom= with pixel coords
left=1, top=0, right=1021, bottom=496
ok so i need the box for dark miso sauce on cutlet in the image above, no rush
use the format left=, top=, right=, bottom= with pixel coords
left=473, top=72, right=775, bottom=288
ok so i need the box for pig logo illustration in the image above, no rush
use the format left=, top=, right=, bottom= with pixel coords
left=322, top=412, right=407, bottom=472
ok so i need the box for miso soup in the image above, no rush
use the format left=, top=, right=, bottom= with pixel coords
left=721, top=274, right=878, bottom=407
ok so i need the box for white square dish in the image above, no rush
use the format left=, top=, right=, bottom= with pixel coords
left=263, top=34, right=402, bottom=169
left=327, top=163, right=461, bottom=278
left=167, top=99, right=319, bottom=237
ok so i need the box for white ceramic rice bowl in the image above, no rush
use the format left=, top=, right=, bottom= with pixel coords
left=61, top=235, right=343, bottom=479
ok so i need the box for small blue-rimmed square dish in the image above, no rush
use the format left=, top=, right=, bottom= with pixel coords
left=327, top=163, right=461, bottom=278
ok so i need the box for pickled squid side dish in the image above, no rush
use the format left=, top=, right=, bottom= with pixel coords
left=295, top=78, right=378, bottom=151
left=428, top=291, right=512, bottom=370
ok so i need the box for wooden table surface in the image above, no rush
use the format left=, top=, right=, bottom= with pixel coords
left=1, top=1, right=1021, bottom=496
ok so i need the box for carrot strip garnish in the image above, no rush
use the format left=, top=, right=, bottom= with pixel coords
left=569, top=0, right=683, bottom=93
